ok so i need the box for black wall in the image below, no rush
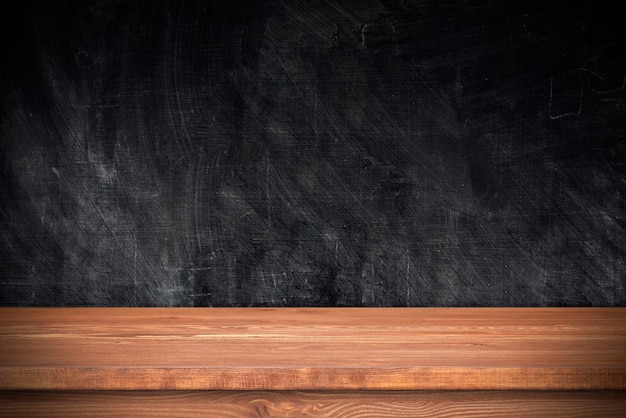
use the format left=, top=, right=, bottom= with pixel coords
left=1, top=0, right=624, bottom=306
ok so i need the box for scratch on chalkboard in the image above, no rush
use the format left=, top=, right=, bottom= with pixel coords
left=405, top=250, right=411, bottom=307
left=548, top=74, right=583, bottom=120
left=266, top=153, right=272, bottom=230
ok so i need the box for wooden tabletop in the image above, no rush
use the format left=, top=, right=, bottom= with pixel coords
left=1, top=308, right=625, bottom=391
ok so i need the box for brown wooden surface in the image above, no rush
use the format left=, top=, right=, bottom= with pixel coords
left=1, top=308, right=625, bottom=390
left=2, top=390, right=626, bottom=418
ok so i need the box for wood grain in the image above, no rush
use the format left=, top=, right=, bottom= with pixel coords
left=1, top=308, right=625, bottom=390
left=2, top=390, right=626, bottom=418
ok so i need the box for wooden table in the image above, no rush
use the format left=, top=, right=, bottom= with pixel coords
left=1, top=308, right=625, bottom=416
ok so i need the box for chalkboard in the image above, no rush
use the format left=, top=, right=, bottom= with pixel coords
left=1, top=0, right=624, bottom=306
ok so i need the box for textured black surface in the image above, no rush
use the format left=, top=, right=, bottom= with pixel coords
left=1, top=1, right=624, bottom=306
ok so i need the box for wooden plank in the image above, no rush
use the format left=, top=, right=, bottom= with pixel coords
left=2, top=391, right=626, bottom=418
left=1, top=308, right=625, bottom=390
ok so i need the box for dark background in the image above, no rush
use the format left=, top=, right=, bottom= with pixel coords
left=1, top=0, right=624, bottom=306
